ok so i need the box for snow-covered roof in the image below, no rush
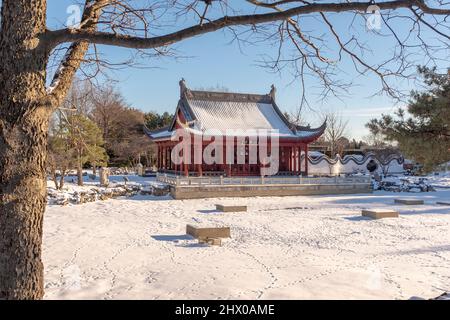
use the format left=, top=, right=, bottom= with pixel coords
left=145, top=80, right=326, bottom=142
left=186, top=99, right=293, bottom=135
left=143, top=126, right=172, bottom=139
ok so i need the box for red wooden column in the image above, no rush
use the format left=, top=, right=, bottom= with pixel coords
left=294, top=146, right=298, bottom=175
left=202, top=143, right=206, bottom=176
left=184, top=161, right=189, bottom=176
left=243, top=140, right=247, bottom=176
left=156, top=144, right=160, bottom=170
left=174, top=162, right=178, bottom=174
left=180, top=147, right=184, bottom=176
left=185, top=143, right=190, bottom=176
left=279, top=146, right=283, bottom=172
left=293, top=146, right=296, bottom=174
left=259, top=140, right=264, bottom=176
left=163, top=144, right=167, bottom=169
left=299, top=144, right=302, bottom=175
left=226, top=139, right=232, bottom=177
left=292, top=146, right=295, bottom=174
left=225, top=142, right=228, bottom=175
left=304, top=144, right=309, bottom=176
left=163, top=145, right=167, bottom=170
left=197, top=163, right=203, bottom=176
left=257, top=142, right=260, bottom=175
left=168, top=145, right=171, bottom=170
left=169, top=145, right=172, bottom=170
left=166, top=145, right=169, bottom=169
left=177, top=147, right=180, bottom=175
left=160, top=144, right=163, bottom=169
left=288, top=146, right=292, bottom=173
left=164, top=145, right=167, bottom=170
left=268, top=138, right=271, bottom=174
left=173, top=144, right=178, bottom=173
left=190, top=143, right=194, bottom=173
left=161, top=145, right=165, bottom=170
left=285, top=146, right=288, bottom=172
left=160, top=145, right=163, bottom=170
left=161, top=144, right=165, bottom=169
left=179, top=147, right=182, bottom=176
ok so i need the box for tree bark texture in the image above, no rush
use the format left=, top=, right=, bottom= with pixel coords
left=0, top=0, right=49, bottom=300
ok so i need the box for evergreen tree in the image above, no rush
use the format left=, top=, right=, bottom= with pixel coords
left=65, top=114, right=108, bottom=185
left=144, top=111, right=173, bottom=130
left=367, top=67, right=450, bottom=172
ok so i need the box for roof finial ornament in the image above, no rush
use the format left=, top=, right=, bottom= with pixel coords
left=179, top=78, right=188, bottom=98
left=270, top=84, right=276, bottom=100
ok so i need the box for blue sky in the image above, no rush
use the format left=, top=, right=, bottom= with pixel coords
left=45, top=1, right=449, bottom=140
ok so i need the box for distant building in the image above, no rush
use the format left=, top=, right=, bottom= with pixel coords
left=145, top=80, right=325, bottom=176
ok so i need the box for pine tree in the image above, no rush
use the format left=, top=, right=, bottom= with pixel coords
left=367, top=67, right=450, bottom=172
left=144, top=111, right=173, bottom=130
left=65, top=114, right=108, bottom=186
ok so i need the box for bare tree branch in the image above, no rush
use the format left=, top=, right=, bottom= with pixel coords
left=41, top=0, right=111, bottom=111
left=40, top=0, right=450, bottom=110
left=41, top=1, right=449, bottom=49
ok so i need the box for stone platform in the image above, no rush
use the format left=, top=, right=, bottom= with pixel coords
left=186, top=224, right=231, bottom=239
left=362, top=209, right=399, bottom=219
left=215, top=204, right=247, bottom=212
left=394, top=199, right=424, bottom=205
left=170, top=183, right=372, bottom=199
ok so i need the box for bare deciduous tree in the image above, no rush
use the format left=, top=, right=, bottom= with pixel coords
left=363, top=131, right=389, bottom=148
left=91, top=85, right=128, bottom=147
left=321, top=111, right=349, bottom=156
left=0, top=0, right=449, bottom=299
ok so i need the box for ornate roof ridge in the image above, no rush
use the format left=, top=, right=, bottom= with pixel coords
left=187, top=90, right=272, bottom=103
left=179, top=78, right=274, bottom=103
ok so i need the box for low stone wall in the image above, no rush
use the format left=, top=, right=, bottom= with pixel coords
left=170, top=182, right=372, bottom=199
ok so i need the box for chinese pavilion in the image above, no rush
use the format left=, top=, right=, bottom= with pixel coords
left=144, top=79, right=326, bottom=176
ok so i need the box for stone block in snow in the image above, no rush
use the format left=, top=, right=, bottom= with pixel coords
left=362, top=209, right=399, bottom=219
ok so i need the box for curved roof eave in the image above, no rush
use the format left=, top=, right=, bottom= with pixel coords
left=292, top=119, right=327, bottom=142
left=143, top=125, right=173, bottom=141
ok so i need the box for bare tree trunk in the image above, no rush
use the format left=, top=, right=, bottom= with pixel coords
left=77, top=157, right=84, bottom=186
left=0, top=1, right=49, bottom=299
left=59, top=170, right=65, bottom=190
left=51, top=170, right=59, bottom=190
left=0, top=113, right=49, bottom=300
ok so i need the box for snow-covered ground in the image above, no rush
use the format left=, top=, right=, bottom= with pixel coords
left=43, top=185, right=450, bottom=300
left=381, top=171, right=450, bottom=189
left=46, top=174, right=166, bottom=205
left=47, top=173, right=161, bottom=194
left=421, top=171, right=450, bottom=188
